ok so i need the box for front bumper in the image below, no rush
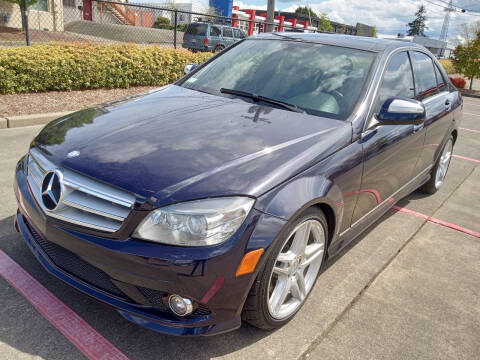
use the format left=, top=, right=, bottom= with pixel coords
left=13, top=157, right=286, bottom=336
left=181, top=43, right=212, bottom=52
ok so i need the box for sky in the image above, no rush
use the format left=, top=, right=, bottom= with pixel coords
left=232, top=0, right=480, bottom=42
left=140, top=0, right=480, bottom=43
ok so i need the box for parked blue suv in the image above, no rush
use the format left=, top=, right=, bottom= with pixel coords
left=182, top=22, right=246, bottom=52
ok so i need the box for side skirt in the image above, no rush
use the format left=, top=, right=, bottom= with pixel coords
left=328, top=166, right=432, bottom=257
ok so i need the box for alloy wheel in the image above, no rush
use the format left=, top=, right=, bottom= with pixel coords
left=267, top=219, right=326, bottom=320
left=435, top=139, right=453, bottom=189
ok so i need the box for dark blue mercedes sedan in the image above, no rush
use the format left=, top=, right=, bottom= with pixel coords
left=13, top=33, right=462, bottom=336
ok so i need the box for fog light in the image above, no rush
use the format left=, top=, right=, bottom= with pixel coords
left=168, top=294, right=193, bottom=316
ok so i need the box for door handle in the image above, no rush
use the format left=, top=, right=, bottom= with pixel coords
left=445, top=99, right=451, bottom=111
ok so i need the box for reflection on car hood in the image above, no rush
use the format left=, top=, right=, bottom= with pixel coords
left=33, top=85, right=351, bottom=205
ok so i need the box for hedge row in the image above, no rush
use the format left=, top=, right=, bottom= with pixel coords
left=0, top=43, right=213, bottom=94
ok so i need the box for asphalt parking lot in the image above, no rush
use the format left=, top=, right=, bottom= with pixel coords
left=1, top=97, right=479, bottom=360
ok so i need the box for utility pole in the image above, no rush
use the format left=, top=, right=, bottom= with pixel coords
left=266, top=0, right=275, bottom=32
left=23, top=0, right=30, bottom=46
left=439, top=0, right=454, bottom=57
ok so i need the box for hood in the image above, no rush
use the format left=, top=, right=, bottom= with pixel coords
left=33, top=85, right=351, bottom=205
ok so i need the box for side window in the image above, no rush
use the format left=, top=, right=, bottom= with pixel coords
left=411, top=51, right=438, bottom=100
left=223, top=27, right=233, bottom=38
left=233, top=29, right=244, bottom=39
left=375, top=51, right=415, bottom=114
left=434, top=64, right=447, bottom=92
left=210, top=26, right=221, bottom=37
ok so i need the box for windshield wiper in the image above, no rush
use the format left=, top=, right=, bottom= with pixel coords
left=220, top=88, right=305, bottom=113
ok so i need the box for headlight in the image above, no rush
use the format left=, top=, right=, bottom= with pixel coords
left=133, top=197, right=255, bottom=246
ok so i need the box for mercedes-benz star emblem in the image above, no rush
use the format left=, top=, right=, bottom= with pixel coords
left=41, top=170, right=63, bottom=211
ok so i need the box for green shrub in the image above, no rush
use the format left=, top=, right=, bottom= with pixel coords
left=153, top=16, right=171, bottom=29
left=0, top=42, right=212, bottom=94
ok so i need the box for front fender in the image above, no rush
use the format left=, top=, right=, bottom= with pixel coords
left=254, top=175, right=344, bottom=240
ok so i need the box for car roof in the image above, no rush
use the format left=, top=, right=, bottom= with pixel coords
left=192, top=22, right=238, bottom=29
left=251, top=33, right=426, bottom=53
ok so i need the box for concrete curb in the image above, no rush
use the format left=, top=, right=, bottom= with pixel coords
left=459, top=89, right=480, bottom=99
left=4, top=111, right=74, bottom=129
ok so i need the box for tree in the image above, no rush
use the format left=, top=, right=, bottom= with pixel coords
left=318, top=13, right=333, bottom=32
left=4, top=0, right=38, bottom=31
left=453, top=30, right=480, bottom=90
left=407, top=5, right=428, bottom=36
left=371, top=25, right=377, bottom=38
left=456, top=21, right=480, bottom=44
left=295, top=6, right=318, bottom=19
left=153, top=16, right=171, bottom=29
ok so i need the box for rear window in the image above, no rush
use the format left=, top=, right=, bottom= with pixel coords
left=186, top=23, right=207, bottom=36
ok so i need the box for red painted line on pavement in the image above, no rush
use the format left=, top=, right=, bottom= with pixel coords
left=464, top=112, right=480, bottom=117
left=460, top=127, right=480, bottom=134
left=428, top=217, right=480, bottom=239
left=392, top=205, right=480, bottom=238
left=464, top=101, right=480, bottom=107
left=452, top=154, right=480, bottom=164
left=0, top=250, right=130, bottom=360
left=391, top=205, right=429, bottom=220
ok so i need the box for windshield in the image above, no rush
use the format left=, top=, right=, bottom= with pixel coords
left=181, top=39, right=376, bottom=120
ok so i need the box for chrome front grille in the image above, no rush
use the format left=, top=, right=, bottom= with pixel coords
left=27, top=148, right=135, bottom=232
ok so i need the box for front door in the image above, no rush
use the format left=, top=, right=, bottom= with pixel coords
left=83, top=0, right=92, bottom=21
left=351, top=51, right=426, bottom=223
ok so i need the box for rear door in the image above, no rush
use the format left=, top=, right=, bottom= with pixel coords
left=183, top=23, right=208, bottom=50
left=222, top=27, right=235, bottom=47
left=409, top=51, right=453, bottom=174
left=351, top=51, right=425, bottom=223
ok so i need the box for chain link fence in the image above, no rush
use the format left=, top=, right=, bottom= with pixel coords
left=0, top=0, right=326, bottom=48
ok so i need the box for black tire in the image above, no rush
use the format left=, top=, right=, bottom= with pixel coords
left=420, top=134, right=454, bottom=194
left=214, top=45, right=225, bottom=53
left=242, top=207, right=328, bottom=330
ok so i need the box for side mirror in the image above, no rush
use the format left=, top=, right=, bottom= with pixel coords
left=377, top=98, right=425, bottom=126
left=184, top=63, right=198, bottom=75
